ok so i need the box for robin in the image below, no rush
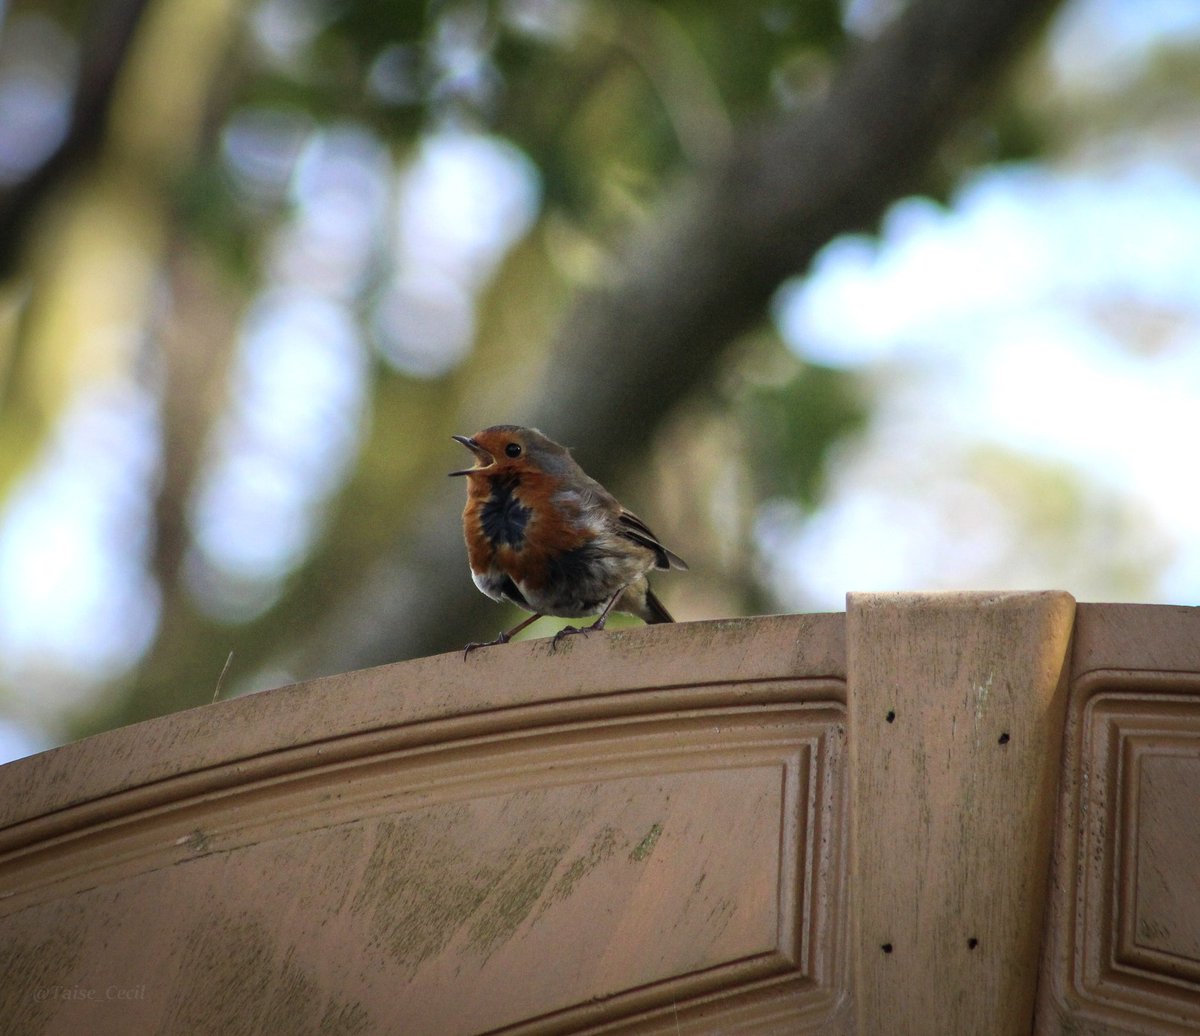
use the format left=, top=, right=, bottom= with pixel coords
left=450, top=425, right=687, bottom=654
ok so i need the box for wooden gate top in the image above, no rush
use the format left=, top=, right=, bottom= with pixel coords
left=1, top=597, right=1198, bottom=1035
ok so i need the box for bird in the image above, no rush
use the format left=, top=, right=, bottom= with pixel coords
left=449, top=425, right=687, bottom=655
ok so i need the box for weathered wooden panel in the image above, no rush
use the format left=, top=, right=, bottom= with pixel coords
left=6, top=599, right=1200, bottom=1035
left=0, top=616, right=849, bottom=1035
left=1130, top=751, right=1200, bottom=973
left=1036, top=605, right=1200, bottom=1036
left=846, top=591, right=1075, bottom=1036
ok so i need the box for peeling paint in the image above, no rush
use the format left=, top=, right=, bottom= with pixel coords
left=183, top=828, right=210, bottom=853
left=973, top=672, right=994, bottom=728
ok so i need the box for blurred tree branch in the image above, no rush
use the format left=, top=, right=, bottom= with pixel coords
left=0, top=0, right=154, bottom=279
left=289, top=0, right=1065, bottom=677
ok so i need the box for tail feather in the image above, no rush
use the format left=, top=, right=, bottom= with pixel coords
left=643, top=587, right=675, bottom=624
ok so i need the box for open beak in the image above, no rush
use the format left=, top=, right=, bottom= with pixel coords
left=448, top=434, right=494, bottom=476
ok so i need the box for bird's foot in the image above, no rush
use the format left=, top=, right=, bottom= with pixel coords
left=550, top=617, right=609, bottom=651
left=550, top=624, right=590, bottom=650
left=462, top=630, right=510, bottom=659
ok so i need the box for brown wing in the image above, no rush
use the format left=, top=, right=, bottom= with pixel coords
left=617, top=509, right=688, bottom=571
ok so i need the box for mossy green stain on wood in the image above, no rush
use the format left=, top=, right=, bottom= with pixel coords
left=629, top=822, right=663, bottom=862
left=468, top=842, right=565, bottom=958
left=537, top=824, right=622, bottom=919
left=166, top=916, right=370, bottom=1035
left=350, top=812, right=574, bottom=968
left=351, top=812, right=500, bottom=972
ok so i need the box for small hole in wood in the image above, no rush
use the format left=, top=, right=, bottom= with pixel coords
left=967, top=937, right=979, bottom=949
left=885, top=710, right=896, bottom=724
left=998, top=732, right=1010, bottom=745
left=881, top=943, right=893, bottom=954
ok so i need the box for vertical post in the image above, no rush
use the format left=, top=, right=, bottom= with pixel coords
left=846, top=591, right=1074, bottom=1035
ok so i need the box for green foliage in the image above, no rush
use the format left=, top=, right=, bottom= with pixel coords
left=663, top=0, right=845, bottom=109
left=221, top=0, right=853, bottom=227
left=743, top=363, right=868, bottom=509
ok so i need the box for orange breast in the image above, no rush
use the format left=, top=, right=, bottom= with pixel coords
left=461, top=469, right=598, bottom=592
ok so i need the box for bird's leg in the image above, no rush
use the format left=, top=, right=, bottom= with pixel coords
left=551, top=588, right=626, bottom=650
left=463, top=613, right=543, bottom=659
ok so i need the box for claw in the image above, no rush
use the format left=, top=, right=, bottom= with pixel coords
left=462, top=630, right=510, bottom=659
left=551, top=623, right=594, bottom=650
left=461, top=612, right=545, bottom=659
left=551, top=625, right=585, bottom=649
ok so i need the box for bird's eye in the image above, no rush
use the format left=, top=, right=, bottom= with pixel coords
left=505, top=442, right=522, bottom=458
